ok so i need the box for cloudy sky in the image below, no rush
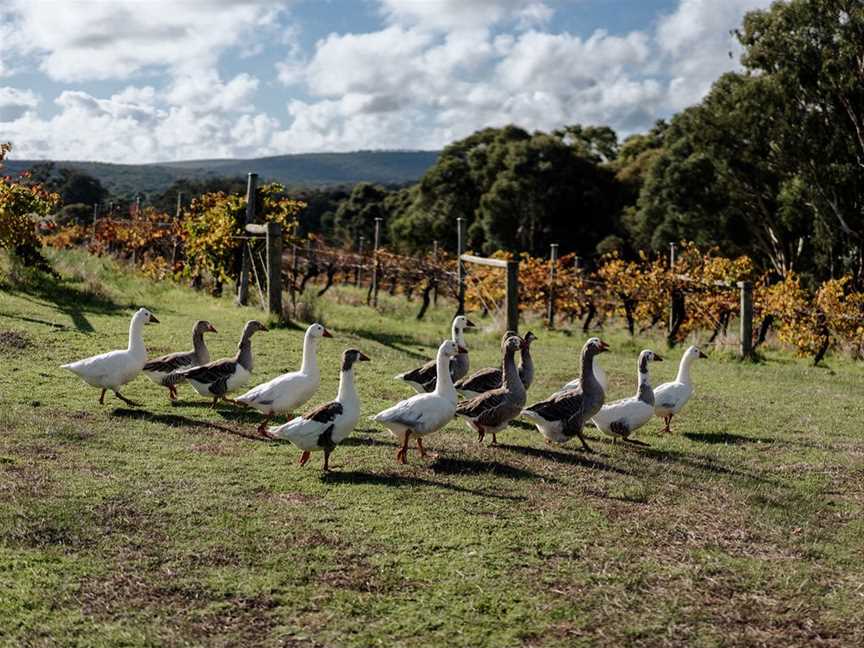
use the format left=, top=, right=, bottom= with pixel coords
left=0, top=0, right=772, bottom=163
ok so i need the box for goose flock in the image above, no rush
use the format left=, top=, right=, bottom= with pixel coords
left=62, top=308, right=707, bottom=470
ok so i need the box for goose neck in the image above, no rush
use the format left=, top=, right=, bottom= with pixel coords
left=128, top=312, right=146, bottom=356
left=433, top=350, right=457, bottom=399
left=637, top=368, right=654, bottom=406
left=336, top=368, right=358, bottom=405
left=236, top=332, right=254, bottom=371
left=192, top=330, right=209, bottom=364
left=299, top=334, right=319, bottom=375
left=676, top=356, right=693, bottom=384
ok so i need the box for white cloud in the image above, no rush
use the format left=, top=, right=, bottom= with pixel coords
left=378, top=0, right=551, bottom=32
left=4, top=0, right=286, bottom=82
left=0, top=87, right=40, bottom=122
left=656, top=0, right=773, bottom=110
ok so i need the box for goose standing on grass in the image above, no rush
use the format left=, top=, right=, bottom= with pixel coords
left=178, top=320, right=267, bottom=407
left=395, top=315, right=475, bottom=393
left=143, top=320, right=217, bottom=401
left=456, top=335, right=527, bottom=445
left=237, top=323, right=332, bottom=435
left=61, top=307, right=159, bottom=406
left=592, top=350, right=663, bottom=445
left=373, top=339, right=464, bottom=464
left=264, top=348, right=369, bottom=471
left=455, top=331, right=537, bottom=398
left=521, top=338, right=609, bottom=451
left=653, top=345, right=707, bottom=433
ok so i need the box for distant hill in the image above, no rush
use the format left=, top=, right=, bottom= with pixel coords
left=4, top=150, right=440, bottom=195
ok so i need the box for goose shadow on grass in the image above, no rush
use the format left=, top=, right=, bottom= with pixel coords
left=11, top=278, right=133, bottom=333
left=494, top=443, right=632, bottom=476
left=684, top=431, right=776, bottom=445
left=321, top=469, right=526, bottom=501
left=427, top=455, right=556, bottom=482
left=344, top=327, right=431, bottom=362
left=621, top=443, right=779, bottom=486
left=111, top=408, right=269, bottom=442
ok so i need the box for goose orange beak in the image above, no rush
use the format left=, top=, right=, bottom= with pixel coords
left=207, top=324, right=218, bottom=333
left=598, top=340, right=610, bottom=352
left=323, top=328, right=333, bottom=338
left=457, top=345, right=468, bottom=354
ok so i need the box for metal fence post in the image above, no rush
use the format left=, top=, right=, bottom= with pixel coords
left=266, top=222, right=283, bottom=318
left=237, top=172, right=257, bottom=306
left=738, top=280, right=753, bottom=359
left=506, top=259, right=519, bottom=334
left=371, top=218, right=382, bottom=306
left=547, top=243, right=558, bottom=328
left=457, top=217, right=465, bottom=315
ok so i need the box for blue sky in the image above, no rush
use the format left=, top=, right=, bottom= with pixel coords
left=0, top=0, right=771, bottom=163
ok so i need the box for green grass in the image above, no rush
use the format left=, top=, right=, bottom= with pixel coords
left=1, top=249, right=863, bottom=647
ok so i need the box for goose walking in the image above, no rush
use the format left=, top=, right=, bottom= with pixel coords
left=456, top=335, right=527, bottom=445
left=237, top=323, right=332, bottom=435
left=395, top=315, right=475, bottom=393
left=178, top=320, right=267, bottom=407
left=654, top=345, right=707, bottom=433
left=143, top=320, right=217, bottom=401
left=592, top=350, right=663, bottom=445
left=521, top=338, right=609, bottom=451
left=264, top=348, right=369, bottom=471
left=373, top=339, right=464, bottom=464
left=454, top=331, right=537, bottom=398
left=61, top=307, right=159, bottom=406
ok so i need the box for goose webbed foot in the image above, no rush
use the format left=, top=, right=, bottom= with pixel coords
left=256, top=415, right=272, bottom=438
left=396, top=431, right=412, bottom=464
left=416, top=437, right=437, bottom=460
left=113, top=391, right=140, bottom=407
left=168, top=386, right=178, bottom=402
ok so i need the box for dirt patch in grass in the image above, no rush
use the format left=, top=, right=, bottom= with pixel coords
left=0, top=330, right=30, bottom=354
left=79, top=571, right=284, bottom=645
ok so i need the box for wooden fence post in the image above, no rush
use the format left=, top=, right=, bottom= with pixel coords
left=457, top=217, right=466, bottom=315
left=372, top=217, right=382, bottom=307
left=237, top=172, right=257, bottom=306
left=175, top=192, right=183, bottom=219
left=547, top=243, right=558, bottom=328
left=738, top=280, right=753, bottom=359
left=266, top=222, right=283, bottom=318
left=668, top=242, right=677, bottom=333
left=506, top=259, right=519, bottom=334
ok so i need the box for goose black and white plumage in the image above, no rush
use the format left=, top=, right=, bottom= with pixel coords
left=178, top=320, right=267, bottom=407
left=236, top=323, right=332, bottom=435
left=395, top=315, right=475, bottom=393
left=61, top=307, right=159, bottom=406
left=592, top=350, right=663, bottom=445
left=373, top=339, right=465, bottom=464
left=521, top=337, right=609, bottom=451
left=143, top=320, right=217, bottom=401
left=454, top=331, right=537, bottom=398
left=653, top=345, right=707, bottom=433
left=264, top=348, right=369, bottom=471
left=456, top=335, right=527, bottom=445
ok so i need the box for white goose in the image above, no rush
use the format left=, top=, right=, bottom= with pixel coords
left=592, top=350, right=663, bottom=445
left=61, top=307, right=159, bottom=406
left=264, top=348, right=369, bottom=471
left=654, top=345, right=707, bottom=433
left=373, top=339, right=464, bottom=464
left=237, top=322, right=332, bottom=435
left=395, top=315, right=475, bottom=393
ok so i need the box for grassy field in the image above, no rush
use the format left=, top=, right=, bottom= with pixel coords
left=1, top=249, right=863, bottom=647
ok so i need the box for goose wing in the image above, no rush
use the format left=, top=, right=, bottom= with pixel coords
left=144, top=350, right=196, bottom=374
left=455, top=367, right=502, bottom=394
